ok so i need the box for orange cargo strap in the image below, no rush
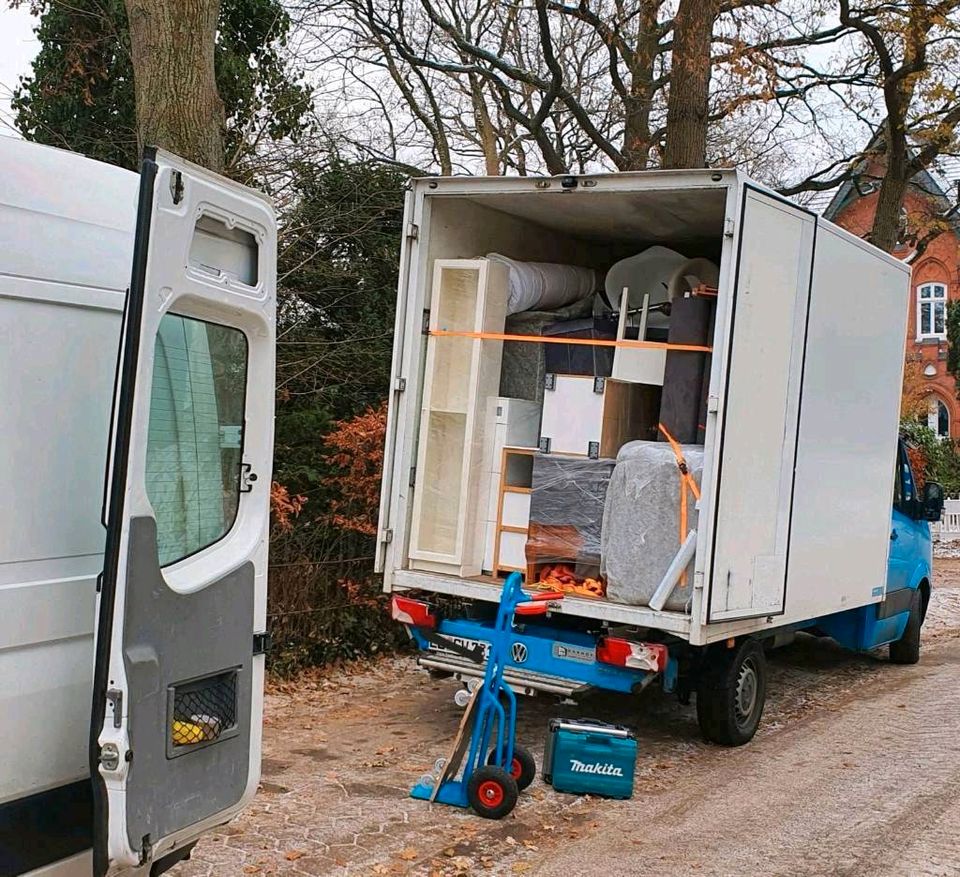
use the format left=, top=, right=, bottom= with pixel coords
left=658, top=422, right=700, bottom=589
left=429, top=329, right=712, bottom=353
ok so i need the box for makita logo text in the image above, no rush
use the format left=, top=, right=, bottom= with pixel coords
left=569, top=759, right=623, bottom=777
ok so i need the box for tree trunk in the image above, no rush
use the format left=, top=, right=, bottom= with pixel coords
left=662, top=0, right=719, bottom=170
left=622, top=1, right=661, bottom=170
left=871, top=128, right=909, bottom=252
left=124, top=0, right=225, bottom=171
left=469, top=74, right=500, bottom=175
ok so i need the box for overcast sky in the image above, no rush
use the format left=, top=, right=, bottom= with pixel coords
left=0, top=5, right=39, bottom=137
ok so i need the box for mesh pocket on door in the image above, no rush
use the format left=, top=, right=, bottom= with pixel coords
left=168, top=669, right=239, bottom=755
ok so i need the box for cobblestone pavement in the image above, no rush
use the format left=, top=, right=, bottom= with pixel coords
left=173, top=560, right=960, bottom=877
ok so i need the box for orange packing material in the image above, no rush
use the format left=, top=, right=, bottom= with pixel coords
left=537, top=564, right=606, bottom=599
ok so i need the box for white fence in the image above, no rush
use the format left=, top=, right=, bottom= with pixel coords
left=933, top=499, right=960, bottom=541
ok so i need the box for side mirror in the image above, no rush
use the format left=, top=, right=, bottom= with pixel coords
left=922, top=481, right=945, bottom=522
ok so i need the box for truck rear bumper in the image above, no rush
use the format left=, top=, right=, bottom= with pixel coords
left=405, top=613, right=662, bottom=697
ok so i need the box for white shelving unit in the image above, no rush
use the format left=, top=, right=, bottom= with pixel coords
left=409, top=259, right=509, bottom=577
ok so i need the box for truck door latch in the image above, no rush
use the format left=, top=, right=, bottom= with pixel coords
left=240, top=463, right=259, bottom=493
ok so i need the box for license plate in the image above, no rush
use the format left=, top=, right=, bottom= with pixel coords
left=428, top=635, right=490, bottom=661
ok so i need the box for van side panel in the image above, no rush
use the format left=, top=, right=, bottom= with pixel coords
left=0, top=138, right=135, bottom=815
left=0, top=285, right=123, bottom=805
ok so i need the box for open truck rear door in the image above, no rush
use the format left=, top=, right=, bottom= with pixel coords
left=707, top=185, right=816, bottom=622
left=91, top=148, right=276, bottom=875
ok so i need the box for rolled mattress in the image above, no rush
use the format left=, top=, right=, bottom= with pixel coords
left=601, top=440, right=704, bottom=610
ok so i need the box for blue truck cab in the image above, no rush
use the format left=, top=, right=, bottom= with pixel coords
left=392, top=437, right=943, bottom=746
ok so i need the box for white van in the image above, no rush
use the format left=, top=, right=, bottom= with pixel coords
left=0, top=139, right=276, bottom=876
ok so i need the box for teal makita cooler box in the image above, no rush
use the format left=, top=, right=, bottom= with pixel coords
left=542, top=718, right=636, bottom=799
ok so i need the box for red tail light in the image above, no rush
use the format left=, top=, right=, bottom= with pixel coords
left=390, top=596, right=437, bottom=630
left=596, top=637, right=668, bottom=672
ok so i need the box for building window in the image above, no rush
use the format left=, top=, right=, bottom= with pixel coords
left=917, top=283, right=947, bottom=339
left=928, top=397, right=950, bottom=440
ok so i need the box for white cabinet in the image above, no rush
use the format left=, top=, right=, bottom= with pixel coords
left=409, top=259, right=509, bottom=576
left=480, top=398, right=540, bottom=573
left=539, top=374, right=661, bottom=458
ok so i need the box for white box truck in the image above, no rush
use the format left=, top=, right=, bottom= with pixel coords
left=379, top=169, right=943, bottom=746
left=0, top=139, right=276, bottom=876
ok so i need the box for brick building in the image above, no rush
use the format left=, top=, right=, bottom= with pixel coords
left=823, top=156, right=960, bottom=439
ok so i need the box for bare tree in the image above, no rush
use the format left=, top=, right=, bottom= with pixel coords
left=755, top=1, right=960, bottom=250
left=124, top=0, right=226, bottom=170
left=298, top=0, right=800, bottom=175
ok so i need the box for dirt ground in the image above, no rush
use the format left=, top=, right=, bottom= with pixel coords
left=173, top=558, right=960, bottom=877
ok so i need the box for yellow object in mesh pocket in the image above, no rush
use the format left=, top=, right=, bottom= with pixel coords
left=172, top=719, right=211, bottom=745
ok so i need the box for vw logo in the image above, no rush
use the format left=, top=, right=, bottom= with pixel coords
left=511, top=642, right=528, bottom=664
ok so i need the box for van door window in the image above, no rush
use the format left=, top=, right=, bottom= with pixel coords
left=145, top=313, right=248, bottom=565
left=894, top=443, right=917, bottom=517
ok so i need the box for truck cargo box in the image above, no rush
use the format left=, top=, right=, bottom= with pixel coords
left=377, top=170, right=911, bottom=646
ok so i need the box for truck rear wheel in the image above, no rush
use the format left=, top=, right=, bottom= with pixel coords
left=696, top=639, right=767, bottom=746
left=889, top=588, right=922, bottom=665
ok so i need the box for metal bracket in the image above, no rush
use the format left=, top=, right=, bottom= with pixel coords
left=422, top=310, right=431, bottom=334
left=406, top=223, right=419, bottom=240
left=539, top=436, right=551, bottom=454
left=544, top=373, right=556, bottom=391
left=169, top=171, right=184, bottom=205
left=409, top=466, right=417, bottom=487
left=253, top=632, right=272, bottom=656
left=593, top=376, right=606, bottom=394
left=382, top=528, right=394, bottom=543
left=394, top=377, right=407, bottom=392
left=106, top=688, right=123, bottom=729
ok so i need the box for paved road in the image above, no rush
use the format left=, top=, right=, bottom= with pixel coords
left=535, top=634, right=960, bottom=877
left=175, top=564, right=960, bottom=877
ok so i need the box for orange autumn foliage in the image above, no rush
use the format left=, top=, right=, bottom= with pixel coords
left=323, top=401, right=387, bottom=536
left=271, top=481, right=307, bottom=533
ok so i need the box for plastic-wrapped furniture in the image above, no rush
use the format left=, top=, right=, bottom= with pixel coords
left=601, top=440, right=705, bottom=610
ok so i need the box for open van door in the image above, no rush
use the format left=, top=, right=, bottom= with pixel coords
left=90, top=149, right=276, bottom=875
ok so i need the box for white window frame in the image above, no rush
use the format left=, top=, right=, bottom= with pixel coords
left=928, top=396, right=950, bottom=440
left=917, top=282, right=947, bottom=340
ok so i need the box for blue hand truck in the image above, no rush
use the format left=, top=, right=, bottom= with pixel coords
left=410, top=572, right=564, bottom=818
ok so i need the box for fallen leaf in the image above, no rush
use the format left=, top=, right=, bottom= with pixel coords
left=284, top=851, right=305, bottom=862
left=512, top=865, right=531, bottom=874
left=398, top=848, right=418, bottom=861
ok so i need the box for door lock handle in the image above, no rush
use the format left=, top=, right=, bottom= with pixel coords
left=890, top=529, right=899, bottom=541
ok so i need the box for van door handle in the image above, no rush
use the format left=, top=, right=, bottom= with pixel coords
left=890, top=529, right=899, bottom=541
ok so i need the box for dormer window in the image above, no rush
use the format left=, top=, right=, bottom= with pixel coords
left=917, top=283, right=947, bottom=340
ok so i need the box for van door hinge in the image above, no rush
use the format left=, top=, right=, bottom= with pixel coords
left=422, top=310, right=431, bottom=334
left=253, top=632, right=272, bottom=656
left=409, top=466, right=417, bottom=487
left=406, top=223, right=419, bottom=240
left=382, top=528, right=394, bottom=543
left=724, top=218, right=735, bottom=237
left=394, top=377, right=407, bottom=392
